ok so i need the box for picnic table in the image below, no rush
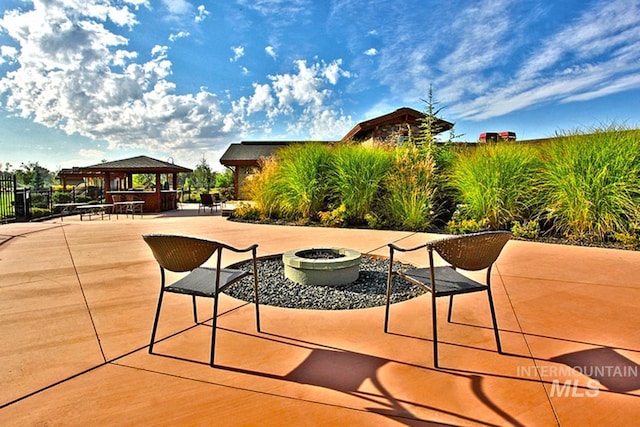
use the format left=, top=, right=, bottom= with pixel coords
left=77, top=204, right=114, bottom=221
left=53, top=203, right=84, bottom=221
left=113, top=200, right=145, bottom=219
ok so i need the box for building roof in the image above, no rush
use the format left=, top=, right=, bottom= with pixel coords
left=84, top=155, right=192, bottom=173
left=219, top=107, right=456, bottom=168
left=341, top=107, right=454, bottom=142
left=220, top=141, right=318, bottom=166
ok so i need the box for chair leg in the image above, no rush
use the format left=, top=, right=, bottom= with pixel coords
left=447, top=295, right=454, bottom=322
left=149, top=290, right=165, bottom=355
left=192, top=295, right=198, bottom=323
left=486, top=288, right=502, bottom=353
left=384, top=274, right=393, bottom=333
left=432, top=294, right=439, bottom=368
left=210, top=295, right=220, bottom=367
left=253, top=273, right=261, bottom=332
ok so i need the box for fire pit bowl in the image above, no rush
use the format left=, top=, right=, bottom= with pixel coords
left=282, top=247, right=362, bottom=286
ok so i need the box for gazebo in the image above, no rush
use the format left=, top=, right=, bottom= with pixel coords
left=58, top=156, right=192, bottom=212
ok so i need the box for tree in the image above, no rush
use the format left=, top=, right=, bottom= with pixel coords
left=215, top=168, right=233, bottom=188
left=133, top=173, right=156, bottom=189
left=192, top=156, right=215, bottom=191
left=15, top=162, right=52, bottom=188
left=413, top=84, right=452, bottom=149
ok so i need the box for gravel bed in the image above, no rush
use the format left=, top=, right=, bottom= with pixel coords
left=224, top=254, right=425, bottom=310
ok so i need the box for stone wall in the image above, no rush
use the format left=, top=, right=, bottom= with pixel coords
left=358, top=123, right=421, bottom=148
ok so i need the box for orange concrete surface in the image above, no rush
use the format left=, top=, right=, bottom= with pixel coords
left=1, top=205, right=639, bottom=426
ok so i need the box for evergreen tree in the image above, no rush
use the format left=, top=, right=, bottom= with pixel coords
left=193, top=156, right=215, bottom=191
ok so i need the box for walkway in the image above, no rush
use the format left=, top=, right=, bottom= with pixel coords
left=1, top=205, right=639, bottom=425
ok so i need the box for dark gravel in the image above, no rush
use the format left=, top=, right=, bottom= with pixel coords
left=224, top=254, right=424, bottom=310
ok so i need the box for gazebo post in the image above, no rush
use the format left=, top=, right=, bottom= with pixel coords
left=104, top=172, right=112, bottom=202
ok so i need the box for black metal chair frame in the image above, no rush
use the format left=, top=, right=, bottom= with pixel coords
left=385, top=231, right=512, bottom=367
left=143, top=234, right=261, bottom=366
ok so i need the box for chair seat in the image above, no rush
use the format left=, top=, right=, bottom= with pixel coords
left=399, top=266, right=487, bottom=297
left=166, top=267, right=250, bottom=297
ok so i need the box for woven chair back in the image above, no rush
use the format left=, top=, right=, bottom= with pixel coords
left=143, top=234, right=220, bottom=272
left=429, top=231, right=512, bottom=271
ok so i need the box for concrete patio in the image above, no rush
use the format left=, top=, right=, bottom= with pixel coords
left=1, top=205, right=639, bottom=426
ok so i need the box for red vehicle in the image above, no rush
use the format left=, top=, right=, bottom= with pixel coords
left=479, top=132, right=499, bottom=142
left=479, top=131, right=516, bottom=142
left=499, top=131, right=516, bottom=141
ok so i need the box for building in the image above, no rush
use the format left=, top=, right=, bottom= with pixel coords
left=57, top=155, right=192, bottom=212
left=220, top=107, right=453, bottom=199
left=341, top=107, right=453, bottom=146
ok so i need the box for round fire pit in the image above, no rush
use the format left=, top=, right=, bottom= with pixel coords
left=282, top=247, right=362, bottom=286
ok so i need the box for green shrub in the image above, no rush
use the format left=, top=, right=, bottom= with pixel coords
left=329, top=144, right=393, bottom=224
left=30, top=207, right=51, bottom=219
left=244, top=157, right=284, bottom=218
left=537, top=126, right=640, bottom=240
left=382, top=145, right=438, bottom=230
left=318, top=204, right=348, bottom=227
left=272, top=143, right=331, bottom=220
left=448, top=142, right=540, bottom=229
left=446, top=206, right=489, bottom=234
left=511, top=220, right=540, bottom=239
left=613, top=232, right=639, bottom=249
left=53, top=191, right=73, bottom=204
left=230, top=202, right=263, bottom=221
left=30, top=193, right=50, bottom=209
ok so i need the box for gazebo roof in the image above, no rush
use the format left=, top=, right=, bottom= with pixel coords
left=85, top=155, right=192, bottom=173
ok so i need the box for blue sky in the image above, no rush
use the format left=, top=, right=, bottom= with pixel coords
left=1, top=0, right=640, bottom=172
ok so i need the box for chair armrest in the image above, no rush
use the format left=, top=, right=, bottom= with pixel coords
left=388, top=242, right=429, bottom=253
left=220, top=242, right=259, bottom=254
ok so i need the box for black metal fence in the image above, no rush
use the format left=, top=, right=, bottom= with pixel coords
left=0, top=173, right=17, bottom=223
left=0, top=173, right=54, bottom=223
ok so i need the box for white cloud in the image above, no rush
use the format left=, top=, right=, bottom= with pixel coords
left=361, top=0, right=640, bottom=122
left=364, top=48, right=377, bottom=56
left=236, top=0, right=312, bottom=20
left=0, top=45, right=18, bottom=65
left=0, top=0, right=236, bottom=162
left=323, top=59, right=350, bottom=85
left=195, top=5, right=210, bottom=23
left=454, top=0, right=640, bottom=121
left=162, top=0, right=192, bottom=18
left=169, top=31, right=190, bottom=42
left=230, top=46, right=244, bottom=62
left=226, top=58, right=353, bottom=139
left=265, top=46, right=277, bottom=60
left=247, top=83, right=274, bottom=115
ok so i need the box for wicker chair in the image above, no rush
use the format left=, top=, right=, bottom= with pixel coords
left=385, top=231, right=512, bottom=367
left=142, top=234, right=260, bottom=366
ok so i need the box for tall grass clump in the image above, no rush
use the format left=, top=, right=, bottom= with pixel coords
left=537, top=126, right=640, bottom=240
left=243, top=156, right=283, bottom=219
left=448, top=142, right=540, bottom=229
left=383, top=145, right=438, bottom=230
left=271, top=143, right=332, bottom=220
left=328, top=144, right=394, bottom=223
